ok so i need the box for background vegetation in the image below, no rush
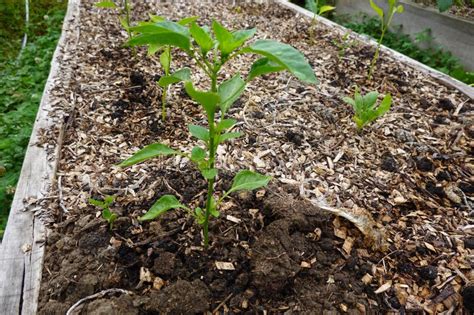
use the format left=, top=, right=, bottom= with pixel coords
left=0, top=1, right=67, bottom=238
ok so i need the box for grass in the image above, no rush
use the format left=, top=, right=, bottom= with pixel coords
left=0, top=1, right=67, bottom=238
left=334, top=15, right=474, bottom=85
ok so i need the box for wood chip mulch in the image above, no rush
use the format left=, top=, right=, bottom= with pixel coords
left=36, top=1, right=473, bottom=313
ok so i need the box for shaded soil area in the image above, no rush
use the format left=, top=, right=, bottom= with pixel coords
left=37, top=1, right=473, bottom=314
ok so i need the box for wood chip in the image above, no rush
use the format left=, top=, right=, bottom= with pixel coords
left=215, top=261, right=235, bottom=271
left=374, top=281, right=392, bottom=294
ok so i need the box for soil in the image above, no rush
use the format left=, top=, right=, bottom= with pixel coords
left=36, top=0, right=473, bottom=314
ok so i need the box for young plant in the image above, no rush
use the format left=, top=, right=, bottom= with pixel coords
left=144, top=15, right=198, bottom=121
left=119, top=18, right=317, bottom=247
left=342, top=88, right=392, bottom=131
left=96, top=0, right=135, bottom=54
left=89, top=195, right=117, bottom=229
left=332, top=31, right=357, bottom=60
left=305, top=0, right=336, bottom=44
left=367, top=0, right=404, bottom=80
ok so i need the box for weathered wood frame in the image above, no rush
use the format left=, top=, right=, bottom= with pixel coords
left=0, top=0, right=472, bottom=314
left=0, top=0, right=81, bottom=313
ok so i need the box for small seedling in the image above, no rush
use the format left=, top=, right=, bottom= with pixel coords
left=96, top=0, right=135, bottom=54
left=342, top=88, right=392, bottom=130
left=367, top=0, right=404, bottom=80
left=332, top=31, right=357, bottom=60
left=89, top=195, right=117, bottom=229
left=120, top=17, right=317, bottom=247
left=305, top=0, right=336, bottom=44
left=144, top=15, right=198, bottom=121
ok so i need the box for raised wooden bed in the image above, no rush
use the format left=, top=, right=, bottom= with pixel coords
left=1, top=0, right=473, bottom=314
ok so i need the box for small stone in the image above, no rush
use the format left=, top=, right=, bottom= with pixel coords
left=419, top=265, right=437, bottom=280
left=416, top=157, right=434, bottom=172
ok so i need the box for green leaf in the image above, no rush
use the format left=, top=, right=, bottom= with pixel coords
left=305, top=0, right=317, bottom=13
left=437, top=0, right=453, bottom=12
left=147, top=43, right=162, bottom=56
left=189, top=125, right=210, bottom=142
left=217, top=119, right=237, bottom=132
left=230, top=28, right=256, bottom=51
left=148, top=14, right=165, bottom=23
left=396, top=4, right=404, bottom=13
left=95, top=1, right=117, bottom=8
left=243, top=40, right=317, bottom=84
left=194, top=207, right=205, bottom=224
left=178, top=16, right=199, bottom=25
left=218, top=74, right=246, bottom=114
left=219, top=132, right=242, bottom=143
left=89, top=198, right=105, bottom=208
left=129, top=21, right=191, bottom=51
left=319, top=5, right=336, bottom=15
left=363, top=91, right=379, bottom=109
left=227, top=170, right=271, bottom=194
left=369, top=0, right=384, bottom=18
left=190, top=23, right=214, bottom=54
left=342, top=96, right=355, bottom=107
left=102, top=209, right=117, bottom=224
left=160, top=47, right=171, bottom=74
left=158, top=68, right=191, bottom=87
left=139, top=195, right=188, bottom=221
left=209, top=198, right=220, bottom=218
left=212, top=20, right=234, bottom=56
left=247, top=57, right=286, bottom=82
left=184, top=81, right=220, bottom=117
left=201, top=168, right=218, bottom=179
left=104, top=195, right=115, bottom=205
left=119, top=143, right=179, bottom=167
left=191, top=146, right=207, bottom=162
left=375, top=94, right=392, bottom=116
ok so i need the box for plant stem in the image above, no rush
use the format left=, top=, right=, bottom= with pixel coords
left=161, top=88, right=167, bottom=122
left=123, top=0, right=136, bottom=56
left=368, top=12, right=394, bottom=81
left=203, top=71, right=219, bottom=248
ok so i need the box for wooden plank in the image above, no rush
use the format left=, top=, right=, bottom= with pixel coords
left=275, top=0, right=474, bottom=99
left=0, top=0, right=81, bottom=314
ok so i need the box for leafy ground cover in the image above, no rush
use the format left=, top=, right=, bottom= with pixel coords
left=0, top=2, right=66, bottom=237
left=334, top=15, right=474, bottom=85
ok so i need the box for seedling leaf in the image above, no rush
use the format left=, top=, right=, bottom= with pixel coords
left=227, top=170, right=271, bottom=194
left=184, top=81, right=220, bottom=117
left=219, top=132, right=242, bottom=143
left=217, top=119, right=237, bottom=132
left=247, top=57, right=286, bottom=82
left=218, top=74, right=246, bottom=114
left=369, top=0, right=384, bottom=18
left=119, top=143, right=179, bottom=167
left=190, top=23, right=214, bottom=54
left=158, top=68, right=191, bottom=87
left=189, top=124, right=210, bottom=143
left=243, top=39, right=317, bottom=84
left=139, top=195, right=188, bottom=221
left=201, top=168, right=218, bottom=179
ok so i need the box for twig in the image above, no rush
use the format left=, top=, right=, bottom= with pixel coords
left=212, top=293, right=233, bottom=314
left=66, top=288, right=133, bottom=315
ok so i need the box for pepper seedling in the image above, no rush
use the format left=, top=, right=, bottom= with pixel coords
left=305, top=0, right=336, bottom=44
left=343, top=88, right=392, bottom=131
left=89, top=195, right=117, bottom=230
left=119, top=17, right=317, bottom=247
left=96, top=0, right=135, bottom=55
left=367, top=0, right=404, bottom=80
left=143, top=15, right=198, bottom=121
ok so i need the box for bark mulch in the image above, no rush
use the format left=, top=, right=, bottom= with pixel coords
left=36, top=1, right=473, bottom=314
